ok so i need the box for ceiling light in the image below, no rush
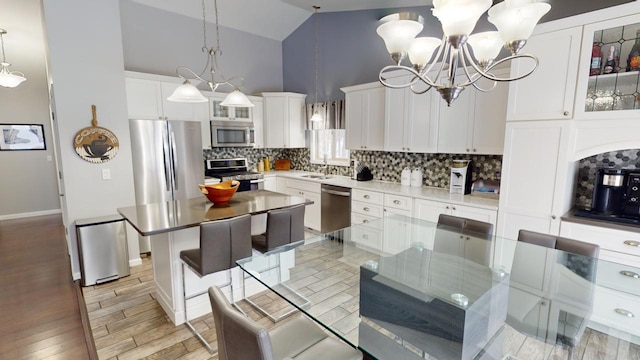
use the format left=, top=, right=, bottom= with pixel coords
left=377, top=0, right=550, bottom=106
left=311, top=5, right=323, bottom=122
left=0, top=29, right=26, bottom=88
left=168, top=0, right=253, bottom=107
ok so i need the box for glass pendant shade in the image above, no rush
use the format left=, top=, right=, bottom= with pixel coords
left=376, top=14, right=424, bottom=57
left=408, top=37, right=441, bottom=69
left=488, top=0, right=551, bottom=43
left=220, top=89, right=254, bottom=107
left=310, top=111, right=323, bottom=122
left=467, top=31, right=504, bottom=63
left=167, top=80, right=208, bottom=103
left=432, top=0, right=492, bottom=36
left=0, top=63, right=26, bottom=88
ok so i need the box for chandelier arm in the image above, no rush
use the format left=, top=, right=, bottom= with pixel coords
left=422, top=34, right=449, bottom=79
left=379, top=65, right=438, bottom=89
left=460, top=43, right=539, bottom=82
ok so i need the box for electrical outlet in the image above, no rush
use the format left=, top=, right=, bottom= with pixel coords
left=102, top=168, right=111, bottom=180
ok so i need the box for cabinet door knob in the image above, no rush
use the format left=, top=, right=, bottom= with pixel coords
left=624, top=240, right=640, bottom=247
left=452, top=207, right=456, bottom=211
left=466, top=148, right=470, bottom=152
left=393, top=200, right=401, bottom=204
left=364, top=207, right=370, bottom=212
left=615, top=308, right=635, bottom=318
left=563, top=111, right=569, bottom=116
left=363, top=234, right=369, bottom=240
left=363, top=219, right=369, bottom=223
left=364, top=195, right=370, bottom=199
left=551, top=215, right=557, bottom=220
left=446, top=206, right=450, bottom=209
left=407, top=148, right=410, bottom=151
left=620, top=270, right=640, bottom=279
left=473, top=149, right=477, bottom=152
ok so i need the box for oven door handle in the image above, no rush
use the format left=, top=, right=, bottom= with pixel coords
left=250, top=179, right=265, bottom=184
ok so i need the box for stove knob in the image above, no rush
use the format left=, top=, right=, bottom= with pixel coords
left=632, top=186, right=638, bottom=191
left=630, top=197, right=638, bottom=203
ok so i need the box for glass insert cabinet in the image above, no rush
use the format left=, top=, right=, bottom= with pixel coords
left=577, top=13, right=640, bottom=118
left=209, top=97, right=252, bottom=122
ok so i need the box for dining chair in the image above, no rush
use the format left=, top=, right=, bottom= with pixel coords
left=179, top=214, right=252, bottom=354
left=516, top=229, right=600, bottom=359
left=246, top=203, right=309, bottom=321
left=435, top=214, right=494, bottom=265
left=208, top=285, right=363, bottom=360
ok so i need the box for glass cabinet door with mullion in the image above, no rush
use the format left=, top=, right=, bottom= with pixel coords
left=576, top=14, right=640, bottom=119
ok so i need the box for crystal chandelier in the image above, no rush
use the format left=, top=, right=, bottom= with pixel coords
left=168, top=0, right=253, bottom=107
left=377, top=0, right=551, bottom=106
left=0, top=29, right=26, bottom=88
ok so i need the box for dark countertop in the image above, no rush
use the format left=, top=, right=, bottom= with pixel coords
left=561, top=207, right=640, bottom=233
left=118, top=190, right=311, bottom=236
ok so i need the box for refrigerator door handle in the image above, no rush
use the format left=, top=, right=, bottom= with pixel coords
left=170, top=131, right=179, bottom=190
left=162, top=134, right=171, bottom=192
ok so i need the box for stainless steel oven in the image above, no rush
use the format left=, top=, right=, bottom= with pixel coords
left=210, top=121, right=255, bottom=147
left=204, top=158, right=264, bottom=192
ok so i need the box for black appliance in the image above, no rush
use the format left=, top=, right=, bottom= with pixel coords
left=576, top=168, right=640, bottom=225
left=204, top=158, right=264, bottom=192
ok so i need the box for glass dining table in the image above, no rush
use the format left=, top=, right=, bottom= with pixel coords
left=236, top=214, right=640, bottom=360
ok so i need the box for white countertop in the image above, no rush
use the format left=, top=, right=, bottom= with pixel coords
left=261, top=170, right=499, bottom=211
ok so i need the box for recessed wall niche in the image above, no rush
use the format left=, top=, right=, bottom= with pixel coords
left=575, top=148, right=640, bottom=208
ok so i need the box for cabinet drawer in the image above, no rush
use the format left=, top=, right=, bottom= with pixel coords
left=592, top=286, right=640, bottom=337
left=384, top=194, right=413, bottom=211
left=351, top=212, right=382, bottom=230
left=285, top=178, right=321, bottom=193
left=352, top=189, right=383, bottom=205
left=352, top=200, right=384, bottom=218
left=560, top=221, right=640, bottom=258
left=596, top=252, right=640, bottom=295
left=384, top=207, right=412, bottom=218
left=352, top=226, right=382, bottom=249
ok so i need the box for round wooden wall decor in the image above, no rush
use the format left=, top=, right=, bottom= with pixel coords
left=73, top=105, right=119, bottom=163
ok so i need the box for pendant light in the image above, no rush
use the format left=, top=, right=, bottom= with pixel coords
left=168, top=0, right=253, bottom=107
left=310, top=6, right=323, bottom=122
left=376, top=0, right=551, bottom=106
left=0, top=29, right=26, bottom=88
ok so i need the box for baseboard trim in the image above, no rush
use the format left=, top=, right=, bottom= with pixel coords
left=129, top=258, right=142, bottom=267
left=0, top=209, right=62, bottom=221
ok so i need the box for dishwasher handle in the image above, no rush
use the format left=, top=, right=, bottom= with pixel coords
left=321, top=188, right=351, bottom=197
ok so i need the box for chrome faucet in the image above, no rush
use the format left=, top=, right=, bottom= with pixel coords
left=323, top=155, right=329, bottom=176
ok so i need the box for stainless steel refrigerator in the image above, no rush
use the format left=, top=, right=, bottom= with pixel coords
left=130, top=119, right=203, bottom=253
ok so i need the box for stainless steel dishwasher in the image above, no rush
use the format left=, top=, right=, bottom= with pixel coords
left=321, top=184, right=351, bottom=234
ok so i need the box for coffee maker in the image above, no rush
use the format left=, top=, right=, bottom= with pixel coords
left=450, top=160, right=472, bottom=195
left=582, top=168, right=640, bottom=223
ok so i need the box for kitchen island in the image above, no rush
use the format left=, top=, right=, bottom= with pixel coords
left=118, top=190, right=311, bottom=324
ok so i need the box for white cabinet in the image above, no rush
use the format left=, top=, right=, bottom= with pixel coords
left=252, top=98, right=265, bottom=148
left=384, top=75, right=438, bottom=153
left=506, top=26, right=582, bottom=121
left=497, top=121, right=575, bottom=243
left=262, top=92, right=306, bottom=148
left=284, top=178, right=320, bottom=231
left=124, top=75, right=195, bottom=121
left=209, top=93, right=252, bottom=122
left=263, top=177, right=277, bottom=192
left=413, top=198, right=497, bottom=232
left=342, top=82, right=385, bottom=151
left=436, top=69, right=508, bottom=155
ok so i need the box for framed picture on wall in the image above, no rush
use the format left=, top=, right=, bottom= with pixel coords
left=0, top=124, right=46, bottom=151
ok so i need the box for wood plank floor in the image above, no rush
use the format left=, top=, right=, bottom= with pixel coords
left=0, top=214, right=94, bottom=359
left=85, top=238, right=640, bottom=360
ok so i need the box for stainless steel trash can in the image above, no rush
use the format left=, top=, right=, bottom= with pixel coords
left=76, top=215, right=130, bottom=286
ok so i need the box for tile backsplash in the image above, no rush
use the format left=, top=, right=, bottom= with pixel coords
left=204, top=148, right=502, bottom=190
left=575, top=149, right=640, bottom=208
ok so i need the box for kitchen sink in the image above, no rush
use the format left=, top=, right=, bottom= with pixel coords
left=300, top=174, right=331, bottom=180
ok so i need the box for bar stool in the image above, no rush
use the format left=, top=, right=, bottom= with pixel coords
left=245, top=204, right=309, bottom=321
left=180, top=214, right=252, bottom=354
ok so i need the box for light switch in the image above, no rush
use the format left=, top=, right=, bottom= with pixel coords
left=102, top=168, right=111, bottom=180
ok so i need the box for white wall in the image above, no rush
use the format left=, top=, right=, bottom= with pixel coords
left=119, top=0, right=284, bottom=94
left=42, top=0, right=138, bottom=279
left=0, top=0, right=59, bottom=219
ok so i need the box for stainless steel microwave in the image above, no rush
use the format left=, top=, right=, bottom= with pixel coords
left=210, top=121, right=255, bottom=147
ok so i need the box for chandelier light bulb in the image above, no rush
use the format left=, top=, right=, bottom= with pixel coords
left=167, top=80, right=208, bottom=103
left=467, top=31, right=504, bottom=66
left=488, top=0, right=551, bottom=44
left=377, top=13, right=424, bottom=64
left=220, top=89, right=254, bottom=107
left=408, top=37, right=441, bottom=72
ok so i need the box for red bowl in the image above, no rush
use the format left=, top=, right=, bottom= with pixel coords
left=198, top=180, right=239, bottom=204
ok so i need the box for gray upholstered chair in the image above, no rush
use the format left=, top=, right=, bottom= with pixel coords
left=517, top=229, right=600, bottom=359
left=208, top=286, right=363, bottom=360
left=251, top=204, right=306, bottom=253
left=436, top=214, right=494, bottom=238
left=246, top=204, right=308, bottom=321
left=435, top=214, right=494, bottom=265
left=180, top=214, right=252, bottom=354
